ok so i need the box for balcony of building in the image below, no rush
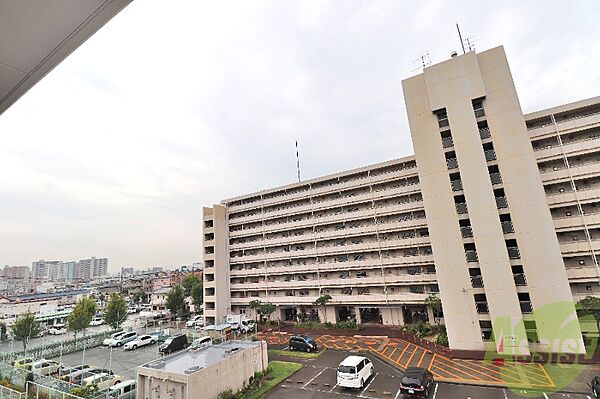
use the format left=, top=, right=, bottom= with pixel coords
left=527, top=109, right=600, bottom=138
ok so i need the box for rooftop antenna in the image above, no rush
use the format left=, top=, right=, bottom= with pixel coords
left=465, top=36, right=477, bottom=52
left=456, top=24, right=466, bottom=54
left=295, top=140, right=301, bottom=182
left=412, top=51, right=431, bottom=72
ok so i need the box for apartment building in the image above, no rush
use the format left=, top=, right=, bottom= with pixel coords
left=202, top=46, right=599, bottom=353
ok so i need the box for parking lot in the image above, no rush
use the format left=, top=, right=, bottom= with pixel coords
left=266, top=350, right=595, bottom=399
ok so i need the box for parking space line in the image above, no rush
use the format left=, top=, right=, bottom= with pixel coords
left=537, top=364, right=555, bottom=387
left=360, top=373, right=378, bottom=397
left=416, top=349, right=427, bottom=367
left=397, top=343, right=412, bottom=366
left=436, top=358, right=503, bottom=383
left=428, top=353, right=436, bottom=370
left=394, top=389, right=401, bottom=399
left=328, top=382, right=338, bottom=392
left=432, top=383, right=438, bottom=399
left=405, top=346, right=419, bottom=367
left=302, top=367, right=328, bottom=389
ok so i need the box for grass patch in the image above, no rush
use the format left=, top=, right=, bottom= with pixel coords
left=268, top=348, right=325, bottom=359
left=244, top=361, right=302, bottom=399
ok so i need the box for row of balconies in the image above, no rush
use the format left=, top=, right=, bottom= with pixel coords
left=566, top=266, right=600, bottom=282
left=229, top=273, right=438, bottom=291
left=553, top=212, right=600, bottom=231
left=228, top=182, right=421, bottom=226
left=229, top=201, right=425, bottom=249
left=230, top=255, right=436, bottom=277
left=227, top=165, right=418, bottom=213
left=533, top=135, right=600, bottom=162
left=229, top=203, right=426, bottom=239
left=230, top=238, right=432, bottom=264
left=546, top=186, right=600, bottom=207
left=527, top=111, right=600, bottom=138
left=540, top=161, right=600, bottom=184
left=559, top=238, right=600, bottom=254
left=229, top=291, right=430, bottom=306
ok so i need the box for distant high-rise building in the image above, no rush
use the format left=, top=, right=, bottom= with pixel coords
left=2, top=265, right=30, bottom=279
left=76, top=257, right=109, bottom=280
left=32, top=260, right=60, bottom=281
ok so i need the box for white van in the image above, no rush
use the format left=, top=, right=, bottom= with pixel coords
left=336, top=356, right=374, bottom=389
left=106, top=379, right=136, bottom=399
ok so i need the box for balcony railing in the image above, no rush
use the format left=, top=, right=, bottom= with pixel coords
left=475, top=302, right=489, bottom=314
left=461, top=226, right=473, bottom=238
left=490, top=173, right=502, bottom=185
left=484, top=149, right=497, bottom=162
left=520, top=301, right=533, bottom=314
left=507, top=246, right=521, bottom=259
left=438, top=118, right=449, bottom=128
left=474, top=108, right=485, bottom=118
left=495, top=196, right=508, bottom=209
left=502, top=221, right=514, bottom=234
left=451, top=180, right=463, bottom=192
left=447, top=158, right=459, bottom=169
left=513, top=273, right=527, bottom=286
left=471, top=275, right=484, bottom=288
left=455, top=202, right=468, bottom=214
left=465, top=250, right=478, bottom=262
left=442, top=136, right=454, bottom=148
left=479, top=127, right=491, bottom=139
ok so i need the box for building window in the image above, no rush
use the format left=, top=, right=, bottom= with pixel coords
left=474, top=294, right=489, bottom=314
left=518, top=293, right=533, bottom=313
left=441, top=130, right=454, bottom=148
left=479, top=320, right=493, bottom=341
left=511, top=265, right=527, bottom=286
left=472, top=98, right=485, bottom=118
left=469, top=268, right=483, bottom=288
left=434, top=108, right=449, bottom=128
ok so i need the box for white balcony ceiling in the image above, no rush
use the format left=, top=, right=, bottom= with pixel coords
left=0, top=0, right=132, bottom=115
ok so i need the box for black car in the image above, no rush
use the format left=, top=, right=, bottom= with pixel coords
left=591, top=376, right=600, bottom=398
left=289, top=335, right=318, bottom=353
left=159, top=334, right=189, bottom=355
left=399, top=367, right=435, bottom=398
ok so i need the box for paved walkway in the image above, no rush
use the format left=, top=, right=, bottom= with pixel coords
left=259, top=331, right=558, bottom=390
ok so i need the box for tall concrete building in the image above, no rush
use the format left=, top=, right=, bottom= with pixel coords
left=32, top=260, right=61, bottom=281
left=77, top=257, right=109, bottom=280
left=202, top=46, right=599, bottom=354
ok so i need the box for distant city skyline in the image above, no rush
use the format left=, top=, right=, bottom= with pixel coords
left=0, top=1, right=599, bottom=270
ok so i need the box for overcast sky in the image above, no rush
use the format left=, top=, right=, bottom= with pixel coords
left=1, top=1, right=599, bottom=271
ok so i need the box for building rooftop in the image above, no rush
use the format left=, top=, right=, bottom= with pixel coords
left=0, top=289, right=89, bottom=303
left=142, top=340, right=262, bottom=375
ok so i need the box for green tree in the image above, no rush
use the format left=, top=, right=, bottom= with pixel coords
left=249, top=300, right=262, bottom=323
left=314, top=294, right=332, bottom=323
left=0, top=321, right=7, bottom=342
left=70, top=384, right=99, bottom=398
left=104, top=293, right=128, bottom=329
left=190, top=283, right=203, bottom=309
left=577, top=296, right=600, bottom=331
left=133, top=290, right=147, bottom=304
left=182, top=275, right=202, bottom=296
left=425, top=294, right=443, bottom=325
left=166, top=285, right=186, bottom=318
left=11, top=311, right=41, bottom=350
left=68, top=297, right=97, bottom=339
left=258, top=303, right=277, bottom=322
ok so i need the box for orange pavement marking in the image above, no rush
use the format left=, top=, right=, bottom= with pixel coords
left=405, top=346, right=420, bottom=368
left=431, top=364, right=468, bottom=380
left=457, top=360, right=526, bottom=384
left=433, top=357, right=488, bottom=382
left=389, top=345, right=399, bottom=359
left=416, top=350, right=427, bottom=368
left=428, top=353, right=436, bottom=371
left=537, top=364, right=555, bottom=387
left=397, top=343, right=413, bottom=365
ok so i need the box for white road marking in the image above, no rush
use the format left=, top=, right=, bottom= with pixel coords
left=503, top=388, right=509, bottom=399
left=329, top=383, right=338, bottom=392
left=543, top=393, right=549, bottom=399
left=394, top=388, right=402, bottom=399
left=301, top=367, right=328, bottom=389
left=432, top=383, right=438, bottom=399
left=359, top=373, right=378, bottom=397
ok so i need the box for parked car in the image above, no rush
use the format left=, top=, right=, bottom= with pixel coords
left=159, top=334, right=189, bottom=355
left=13, top=357, right=36, bottom=369
left=399, top=367, right=435, bottom=398
left=240, top=319, right=256, bottom=333
left=48, top=324, right=66, bottom=335
left=337, top=355, right=374, bottom=389
left=106, top=379, right=136, bottom=399
left=70, top=368, right=113, bottom=385
left=289, top=335, right=318, bottom=353
left=104, top=331, right=126, bottom=346
left=82, top=373, right=122, bottom=391
left=107, top=331, right=137, bottom=347
left=191, top=336, right=212, bottom=349
left=127, top=306, right=137, bottom=314
left=90, top=316, right=104, bottom=326
left=186, top=315, right=204, bottom=328
left=31, top=359, right=62, bottom=376
left=591, top=376, right=600, bottom=398
left=149, top=330, right=169, bottom=342
left=58, top=364, right=89, bottom=381
left=124, top=334, right=156, bottom=350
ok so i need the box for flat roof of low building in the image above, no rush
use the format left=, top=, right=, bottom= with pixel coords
left=141, top=340, right=261, bottom=375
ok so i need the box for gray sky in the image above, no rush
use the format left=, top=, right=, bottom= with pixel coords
left=1, top=0, right=599, bottom=271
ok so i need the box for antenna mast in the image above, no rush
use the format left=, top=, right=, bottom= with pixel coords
left=456, top=23, right=466, bottom=54
left=295, top=140, right=301, bottom=182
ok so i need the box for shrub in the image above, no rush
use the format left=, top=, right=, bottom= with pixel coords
left=434, top=331, right=449, bottom=346
left=404, top=321, right=433, bottom=337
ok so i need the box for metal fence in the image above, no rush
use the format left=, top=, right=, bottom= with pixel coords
left=0, top=384, right=25, bottom=399
left=26, top=381, right=83, bottom=399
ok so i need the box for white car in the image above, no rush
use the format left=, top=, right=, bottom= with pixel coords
left=123, top=334, right=156, bottom=350
left=81, top=373, right=122, bottom=391
left=31, top=359, right=62, bottom=376
left=186, top=315, right=204, bottom=328
left=48, top=324, right=66, bottom=335
left=337, top=356, right=374, bottom=389
left=127, top=306, right=137, bottom=314
left=240, top=319, right=256, bottom=333
left=191, top=336, right=212, bottom=349
left=103, top=331, right=126, bottom=346
left=90, top=317, right=104, bottom=326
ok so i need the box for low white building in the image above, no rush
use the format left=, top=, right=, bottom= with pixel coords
left=137, top=340, right=268, bottom=399
left=150, top=287, right=170, bottom=312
